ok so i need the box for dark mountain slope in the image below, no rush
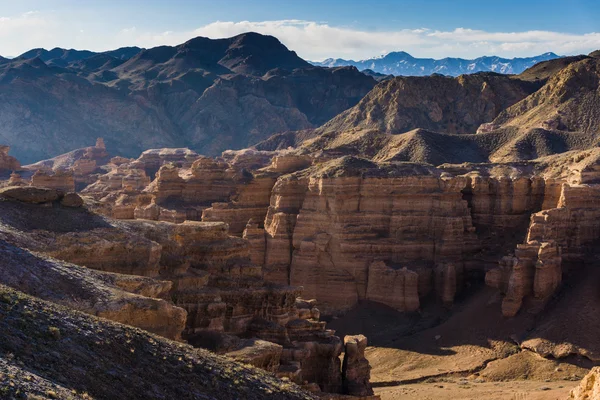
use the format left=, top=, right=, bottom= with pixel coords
left=315, top=72, right=541, bottom=137
left=1, top=32, right=375, bottom=163
left=0, top=59, right=182, bottom=163
left=489, top=57, right=600, bottom=135
left=0, top=285, right=314, bottom=400
left=264, top=50, right=600, bottom=165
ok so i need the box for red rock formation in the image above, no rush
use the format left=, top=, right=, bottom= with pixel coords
left=202, top=173, right=277, bottom=235
left=7, top=172, right=24, bottom=186
left=114, top=218, right=357, bottom=394
left=30, top=170, right=75, bottom=192
left=243, top=219, right=267, bottom=266
left=82, top=147, right=600, bottom=323
left=222, top=148, right=277, bottom=170
left=0, top=145, right=20, bottom=171
left=227, top=339, right=283, bottom=373
left=133, top=147, right=199, bottom=177
left=263, top=159, right=479, bottom=313
left=263, top=175, right=309, bottom=283
left=486, top=241, right=561, bottom=316
left=365, top=262, right=420, bottom=312
left=342, top=335, right=374, bottom=397
left=269, top=154, right=313, bottom=174
left=487, top=179, right=600, bottom=316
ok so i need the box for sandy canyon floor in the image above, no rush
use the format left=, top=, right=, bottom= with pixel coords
left=328, top=284, right=594, bottom=400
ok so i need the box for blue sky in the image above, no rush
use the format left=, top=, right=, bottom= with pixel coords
left=1, top=0, right=599, bottom=60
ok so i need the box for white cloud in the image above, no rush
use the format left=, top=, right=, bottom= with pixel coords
left=0, top=11, right=60, bottom=55
left=109, top=20, right=600, bottom=61
left=1, top=13, right=600, bottom=60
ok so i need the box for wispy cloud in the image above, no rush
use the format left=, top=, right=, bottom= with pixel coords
left=1, top=14, right=600, bottom=60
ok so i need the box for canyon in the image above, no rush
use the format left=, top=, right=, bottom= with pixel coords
left=1, top=35, right=600, bottom=400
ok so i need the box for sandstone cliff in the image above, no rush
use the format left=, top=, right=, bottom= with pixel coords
left=0, top=184, right=372, bottom=395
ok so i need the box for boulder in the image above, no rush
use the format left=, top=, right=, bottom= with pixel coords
left=60, top=192, right=84, bottom=208
left=0, top=186, right=60, bottom=204
left=570, top=367, right=600, bottom=399
left=227, top=339, right=283, bottom=373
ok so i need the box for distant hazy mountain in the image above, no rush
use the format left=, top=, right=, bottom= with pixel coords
left=312, top=51, right=561, bottom=76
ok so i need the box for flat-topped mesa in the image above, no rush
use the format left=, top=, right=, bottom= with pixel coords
left=30, top=169, right=75, bottom=192
left=0, top=145, right=21, bottom=172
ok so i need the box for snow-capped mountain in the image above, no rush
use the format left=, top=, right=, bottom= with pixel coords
left=312, top=52, right=560, bottom=76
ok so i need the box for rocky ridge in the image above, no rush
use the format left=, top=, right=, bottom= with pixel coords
left=0, top=33, right=375, bottom=164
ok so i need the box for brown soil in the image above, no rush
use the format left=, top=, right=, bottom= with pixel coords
left=328, top=284, right=595, bottom=400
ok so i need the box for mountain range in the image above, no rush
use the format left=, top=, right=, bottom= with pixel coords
left=0, top=32, right=375, bottom=163
left=312, top=51, right=561, bottom=76
left=258, top=53, right=600, bottom=166
left=0, top=32, right=575, bottom=164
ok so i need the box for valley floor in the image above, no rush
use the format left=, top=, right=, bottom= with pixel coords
left=327, top=283, right=596, bottom=400
left=375, top=380, right=573, bottom=400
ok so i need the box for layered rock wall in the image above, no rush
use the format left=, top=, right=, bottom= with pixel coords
left=81, top=149, right=600, bottom=318
left=271, top=163, right=479, bottom=313
left=487, top=182, right=600, bottom=316
left=30, top=170, right=76, bottom=192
